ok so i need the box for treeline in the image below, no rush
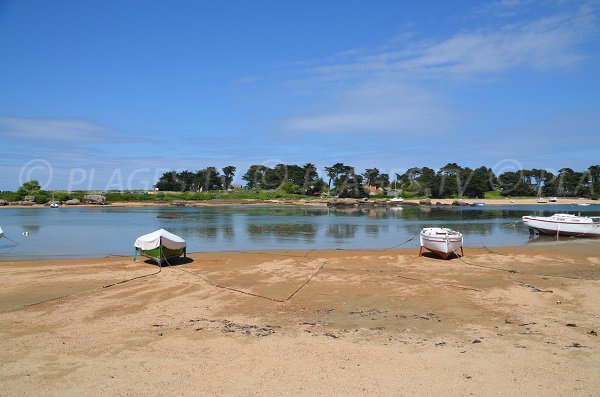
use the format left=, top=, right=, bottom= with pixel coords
left=154, top=166, right=237, bottom=192
left=154, top=163, right=600, bottom=199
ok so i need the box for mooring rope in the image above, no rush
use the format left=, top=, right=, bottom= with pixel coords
left=20, top=265, right=163, bottom=309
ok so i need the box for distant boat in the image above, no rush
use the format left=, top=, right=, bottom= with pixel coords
left=537, top=198, right=548, bottom=203
left=0, top=226, right=4, bottom=239
left=472, top=202, right=485, bottom=207
left=49, top=192, right=59, bottom=208
left=419, top=227, right=464, bottom=259
left=134, top=229, right=187, bottom=266
left=548, top=197, right=558, bottom=202
left=577, top=203, right=591, bottom=207
left=522, top=214, right=600, bottom=238
left=389, top=197, right=405, bottom=203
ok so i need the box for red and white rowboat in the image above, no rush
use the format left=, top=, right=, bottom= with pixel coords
left=419, top=227, right=464, bottom=259
left=522, top=214, right=600, bottom=238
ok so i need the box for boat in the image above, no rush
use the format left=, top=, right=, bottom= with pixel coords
left=0, top=226, right=3, bottom=239
left=49, top=192, right=59, bottom=208
left=134, top=228, right=187, bottom=265
left=472, top=202, right=485, bottom=207
left=548, top=197, right=558, bottom=202
left=419, top=227, right=464, bottom=259
left=522, top=214, right=600, bottom=238
left=577, top=203, right=591, bottom=207
left=389, top=197, right=405, bottom=203
left=537, top=198, right=548, bottom=203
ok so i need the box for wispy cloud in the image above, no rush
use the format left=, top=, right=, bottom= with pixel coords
left=0, top=115, right=111, bottom=142
left=306, top=4, right=596, bottom=81
left=278, top=3, right=597, bottom=136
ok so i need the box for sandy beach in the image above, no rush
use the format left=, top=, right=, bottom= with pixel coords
left=1, top=197, right=596, bottom=209
left=1, top=243, right=599, bottom=396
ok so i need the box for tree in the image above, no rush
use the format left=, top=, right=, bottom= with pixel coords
left=557, top=168, right=584, bottom=197
left=588, top=165, right=600, bottom=198
left=196, top=167, right=222, bottom=191
left=462, top=166, right=491, bottom=198
left=178, top=170, right=197, bottom=191
left=437, top=163, right=463, bottom=198
left=417, top=167, right=438, bottom=197
left=155, top=172, right=183, bottom=191
left=301, top=163, right=321, bottom=195
left=17, top=180, right=42, bottom=195
left=221, top=166, right=236, bottom=190
left=497, top=171, right=532, bottom=196
left=242, top=165, right=268, bottom=189
left=325, top=163, right=347, bottom=193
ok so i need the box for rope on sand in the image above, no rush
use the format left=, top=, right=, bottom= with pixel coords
left=20, top=265, right=163, bottom=309
left=163, top=236, right=417, bottom=302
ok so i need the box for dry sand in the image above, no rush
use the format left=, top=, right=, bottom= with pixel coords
left=1, top=244, right=599, bottom=396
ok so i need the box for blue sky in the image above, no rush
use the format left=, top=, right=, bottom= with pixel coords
left=1, top=0, right=599, bottom=190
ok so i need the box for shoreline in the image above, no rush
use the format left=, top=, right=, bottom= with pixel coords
left=2, top=239, right=600, bottom=262
left=1, top=244, right=599, bottom=395
left=0, top=197, right=597, bottom=209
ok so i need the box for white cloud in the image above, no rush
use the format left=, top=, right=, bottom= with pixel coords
left=0, top=116, right=110, bottom=141
left=279, top=3, right=597, bottom=136
left=283, top=79, right=460, bottom=134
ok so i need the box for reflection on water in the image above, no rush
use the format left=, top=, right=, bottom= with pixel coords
left=326, top=224, right=358, bottom=241
left=247, top=224, right=317, bottom=243
left=0, top=204, right=598, bottom=259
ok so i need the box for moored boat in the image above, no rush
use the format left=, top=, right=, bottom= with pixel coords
left=134, top=228, right=187, bottom=265
left=419, top=227, right=464, bottom=259
left=522, top=214, right=600, bottom=238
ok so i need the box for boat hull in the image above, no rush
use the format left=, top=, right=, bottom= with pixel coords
left=522, top=216, right=600, bottom=238
left=135, top=246, right=186, bottom=265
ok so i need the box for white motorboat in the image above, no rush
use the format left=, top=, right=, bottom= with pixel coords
left=419, top=227, right=464, bottom=259
left=522, top=214, right=600, bottom=238
left=0, top=226, right=4, bottom=239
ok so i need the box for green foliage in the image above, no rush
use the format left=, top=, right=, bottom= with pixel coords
left=0, top=191, right=21, bottom=201
left=17, top=180, right=41, bottom=195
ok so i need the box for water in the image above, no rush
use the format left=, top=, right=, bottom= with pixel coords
left=0, top=204, right=599, bottom=259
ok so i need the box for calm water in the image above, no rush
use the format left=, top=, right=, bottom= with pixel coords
left=1, top=204, right=599, bottom=259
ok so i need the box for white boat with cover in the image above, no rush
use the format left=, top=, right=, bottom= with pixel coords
left=522, top=214, right=600, bottom=238
left=419, top=227, right=464, bottom=259
left=0, top=226, right=4, bottom=239
left=134, top=228, right=187, bottom=265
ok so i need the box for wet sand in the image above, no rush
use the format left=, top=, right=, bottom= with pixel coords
left=1, top=244, right=599, bottom=396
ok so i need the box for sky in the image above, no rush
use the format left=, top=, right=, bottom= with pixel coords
left=1, top=0, right=599, bottom=191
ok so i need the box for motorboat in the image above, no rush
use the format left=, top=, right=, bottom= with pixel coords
left=522, top=214, right=600, bottom=238
left=419, top=227, right=464, bottom=259
left=134, top=229, right=187, bottom=265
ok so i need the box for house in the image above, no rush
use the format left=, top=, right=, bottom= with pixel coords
left=365, top=185, right=384, bottom=196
